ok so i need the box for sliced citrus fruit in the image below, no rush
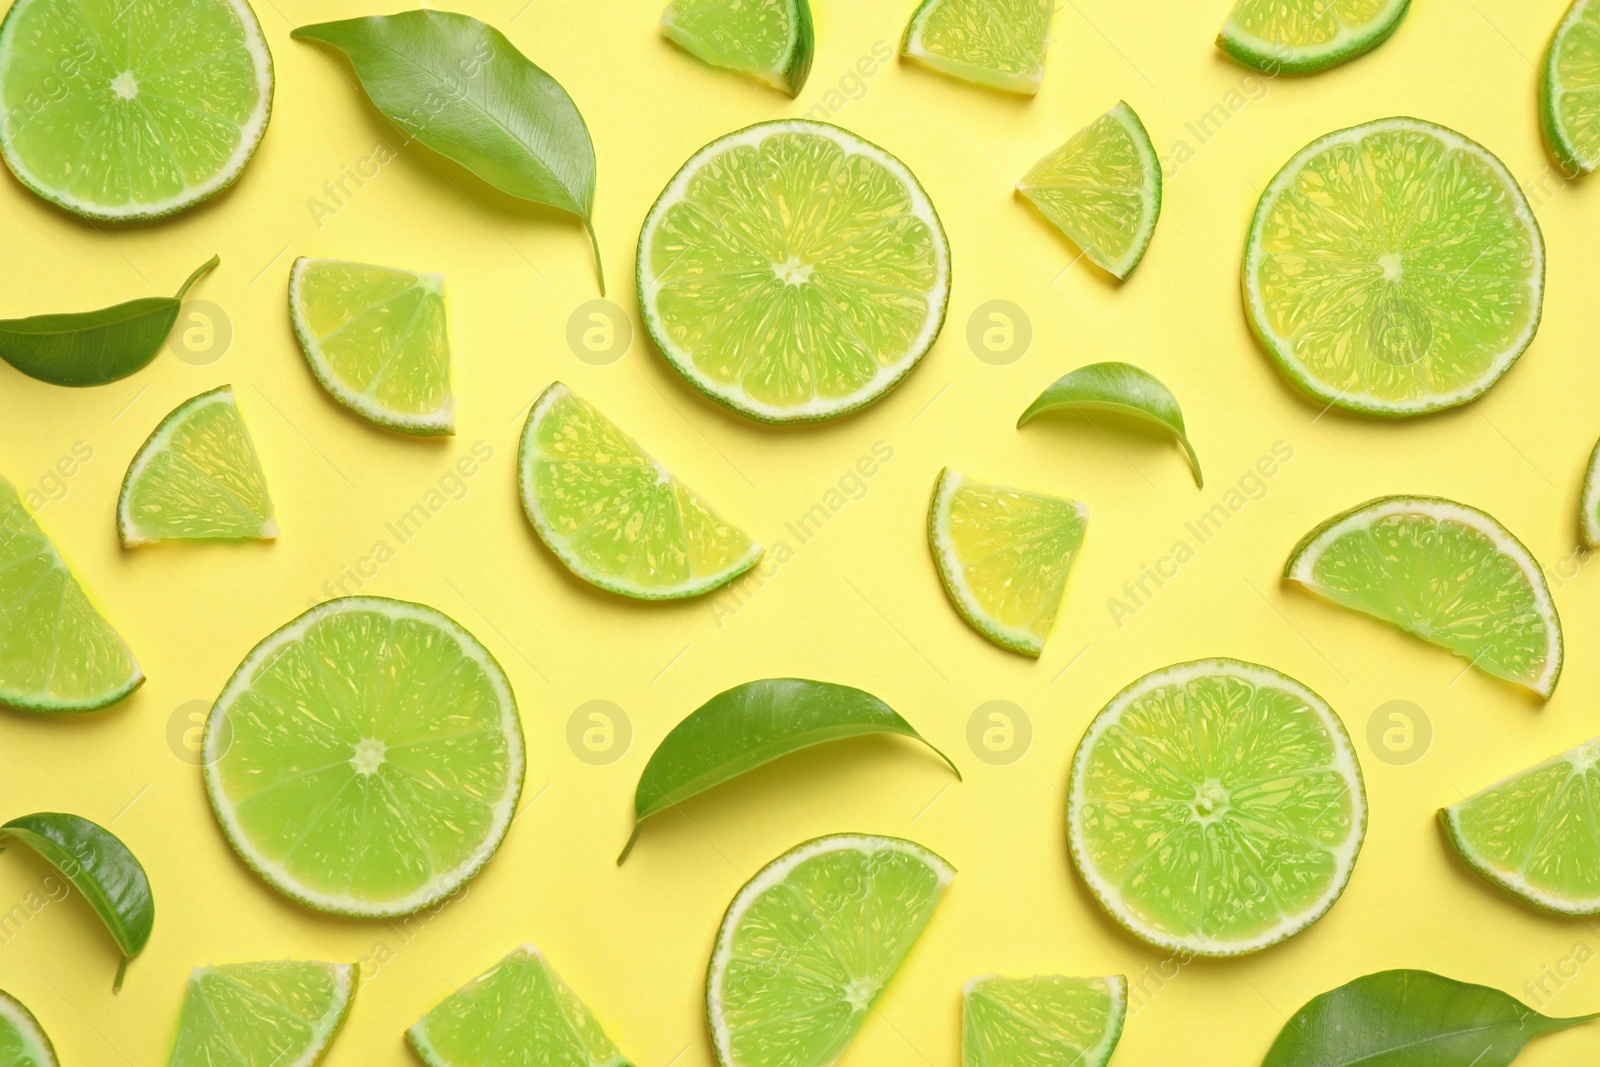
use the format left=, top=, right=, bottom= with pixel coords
left=928, top=469, right=1086, bottom=658
left=963, top=975, right=1126, bottom=1067
left=518, top=382, right=761, bottom=598
left=638, top=120, right=949, bottom=423
left=661, top=0, right=813, bottom=96
left=169, top=960, right=356, bottom=1067
left=1543, top=0, right=1600, bottom=176
left=407, top=945, right=631, bottom=1067
left=0, top=0, right=272, bottom=220
left=1017, top=102, right=1161, bottom=279
left=0, top=473, right=141, bottom=712
left=204, top=597, right=524, bottom=917
left=1584, top=437, right=1600, bottom=548
left=1244, top=118, right=1543, bottom=416
left=0, top=989, right=55, bottom=1067
left=288, top=257, right=452, bottom=436
left=707, top=834, right=952, bottom=1067
left=1218, top=0, right=1411, bottom=74
left=901, top=0, right=1052, bottom=94
left=1442, top=737, right=1600, bottom=915
left=117, top=385, right=276, bottom=547
left=1285, top=496, right=1563, bottom=698
left=1067, top=659, right=1366, bottom=956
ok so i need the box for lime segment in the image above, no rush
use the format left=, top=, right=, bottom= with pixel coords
left=661, top=0, right=813, bottom=96
left=1584, top=438, right=1600, bottom=548
left=1543, top=0, right=1600, bottom=175
left=168, top=960, right=356, bottom=1067
left=1218, top=0, right=1411, bottom=74
left=963, top=975, right=1126, bottom=1067
left=901, top=0, right=1053, bottom=94
left=0, top=990, right=55, bottom=1067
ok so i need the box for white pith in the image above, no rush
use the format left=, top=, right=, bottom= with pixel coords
left=0, top=991, right=54, bottom=1066
left=1220, top=0, right=1409, bottom=66
left=961, top=974, right=1126, bottom=1066
left=902, top=0, right=1048, bottom=94
left=181, top=961, right=355, bottom=1067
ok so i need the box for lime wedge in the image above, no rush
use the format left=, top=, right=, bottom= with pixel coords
left=1442, top=737, right=1600, bottom=915
left=1067, top=659, right=1366, bottom=956
left=638, top=120, right=950, bottom=424
left=0, top=473, right=141, bottom=712
left=963, top=975, right=1126, bottom=1067
left=707, top=834, right=953, bottom=1067
left=204, top=597, right=524, bottom=917
left=519, top=382, right=761, bottom=599
left=288, top=258, right=452, bottom=436
left=407, top=945, right=631, bottom=1067
left=901, top=0, right=1052, bottom=94
left=1218, top=0, right=1411, bottom=74
left=1244, top=118, right=1543, bottom=416
left=1543, top=0, right=1600, bottom=176
left=0, top=0, right=273, bottom=221
left=169, top=960, right=356, bottom=1067
left=0, top=989, right=56, bottom=1067
left=117, top=385, right=276, bottom=547
left=1285, top=496, right=1563, bottom=698
left=1584, top=437, right=1600, bottom=548
left=928, top=469, right=1086, bottom=658
left=661, top=0, right=813, bottom=96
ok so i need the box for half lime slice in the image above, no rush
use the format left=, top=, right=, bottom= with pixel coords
left=1218, top=0, right=1411, bottom=74
left=638, top=120, right=950, bottom=423
left=169, top=960, right=356, bottom=1067
left=1067, top=659, right=1366, bottom=956
left=1543, top=0, right=1600, bottom=176
left=963, top=975, right=1126, bottom=1067
left=901, top=0, right=1053, bottom=94
left=1244, top=118, right=1543, bottom=416
left=1285, top=496, right=1563, bottom=698
left=0, top=989, right=55, bottom=1067
left=1584, top=437, right=1600, bottom=548
left=661, top=0, right=813, bottom=96
left=0, top=0, right=273, bottom=220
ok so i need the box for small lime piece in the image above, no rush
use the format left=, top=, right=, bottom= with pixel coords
left=1218, top=0, right=1411, bottom=74
left=168, top=960, right=356, bottom=1067
left=1583, top=437, right=1600, bottom=548
left=1543, top=0, right=1600, bottom=176
left=963, top=975, right=1126, bottom=1067
left=0, top=989, right=56, bottom=1067
left=901, top=0, right=1052, bottom=94
left=661, top=0, right=813, bottom=96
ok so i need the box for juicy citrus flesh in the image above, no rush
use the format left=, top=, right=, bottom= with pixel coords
left=0, top=990, right=55, bottom=1067
left=0, top=0, right=272, bottom=220
left=1219, top=0, right=1410, bottom=73
left=1444, top=738, right=1600, bottom=915
left=204, top=597, right=524, bottom=917
left=118, top=386, right=276, bottom=546
left=962, top=975, right=1126, bottom=1067
left=1068, top=660, right=1366, bottom=956
left=1244, top=118, right=1543, bottom=415
left=1018, top=102, right=1161, bottom=279
left=169, top=960, right=355, bottom=1067
left=707, top=834, right=953, bottom=1067
left=1285, top=497, right=1563, bottom=698
left=408, top=946, right=630, bottom=1067
left=1584, top=439, right=1600, bottom=548
left=902, top=0, right=1052, bottom=94
left=519, top=383, right=761, bottom=599
left=929, top=469, right=1087, bottom=658
left=1543, top=0, right=1600, bottom=175
left=289, top=258, right=452, bottom=435
left=0, top=475, right=141, bottom=712
left=661, top=0, right=811, bottom=95
left=638, top=120, right=950, bottom=423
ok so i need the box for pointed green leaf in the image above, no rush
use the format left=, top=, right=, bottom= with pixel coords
left=1018, top=361, right=1203, bottom=487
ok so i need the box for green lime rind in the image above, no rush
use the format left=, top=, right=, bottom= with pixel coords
left=661, top=0, right=814, bottom=96
left=1217, top=0, right=1411, bottom=75
left=901, top=0, right=1053, bottom=94
left=1583, top=438, right=1600, bottom=548
left=1542, top=0, right=1600, bottom=177
left=962, top=975, right=1127, bottom=1067
left=0, top=989, right=57, bottom=1067
left=1018, top=361, right=1201, bottom=486
left=169, top=960, right=357, bottom=1067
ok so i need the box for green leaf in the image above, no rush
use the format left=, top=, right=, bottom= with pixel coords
left=0, top=256, right=218, bottom=387
left=293, top=10, right=604, bottom=291
left=619, top=678, right=959, bottom=863
left=1, top=812, right=154, bottom=992
left=1262, top=970, right=1598, bottom=1066
left=1017, top=361, right=1203, bottom=487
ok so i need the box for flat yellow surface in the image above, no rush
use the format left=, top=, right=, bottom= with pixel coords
left=2, top=0, right=1599, bottom=1063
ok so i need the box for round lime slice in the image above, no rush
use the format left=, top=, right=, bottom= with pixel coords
left=204, top=597, right=524, bottom=917
left=0, top=0, right=273, bottom=221
left=1067, top=659, right=1366, bottom=956
left=1584, top=437, right=1600, bottom=548
left=169, top=960, right=356, bottom=1067
left=0, top=989, right=56, bottom=1067
left=1543, top=0, right=1600, bottom=176
left=901, top=0, right=1053, bottom=94
left=661, top=0, right=813, bottom=96
left=638, top=120, right=950, bottom=424
left=963, top=975, right=1126, bottom=1067
left=1218, top=0, right=1411, bottom=74
left=1244, top=118, right=1543, bottom=416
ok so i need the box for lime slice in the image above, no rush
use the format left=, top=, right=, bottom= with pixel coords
left=707, top=834, right=953, bottom=1067
left=1543, top=0, right=1600, bottom=176
left=1218, top=0, right=1411, bottom=74
left=203, top=597, right=524, bottom=917
left=0, top=473, right=141, bottom=712
left=0, top=990, right=56, bottom=1067
left=928, top=469, right=1087, bottom=658
left=1067, top=659, right=1366, bottom=956
left=0, top=0, right=273, bottom=221
left=638, top=120, right=950, bottom=424
left=407, top=945, right=631, bottom=1067
left=1244, top=118, right=1543, bottom=416
left=1285, top=496, right=1563, bottom=698
left=169, top=960, right=356, bottom=1067
left=963, top=975, right=1126, bottom=1067
left=901, top=0, right=1052, bottom=94
left=1017, top=102, right=1161, bottom=280
left=518, top=382, right=761, bottom=599
left=1442, top=737, right=1600, bottom=915
left=661, top=0, right=813, bottom=96
left=1584, top=437, right=1600, bottom=548
left=288, top=258, right=452, bottom=436
left=117, top=385, right=276, bottom=547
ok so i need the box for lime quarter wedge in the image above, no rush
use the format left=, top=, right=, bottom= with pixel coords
left=661, top=0, right=812, bottom=96
left=168, top=960, right=356, bottom=1067
left=1218, top=0, right=1411, bottom=74
left=1542, top=0, right=1600, bottom=176
left=901, top=0, right=1053, bottom=94
left=963, top=975, right=1126, bottom=1067
left=1583, top=437, right=1600, bottom=548
left=0, top=989, right=56, bottom=1067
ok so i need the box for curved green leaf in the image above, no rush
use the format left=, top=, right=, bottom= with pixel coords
left=1, top=813, right=154, bottom=992
left=619, top=678, right=959, bottom=863
left=1262, top=970, right=1598, bottom=1066
left=0, top=256, right=218, bottom=387
left=293, top=10, right=603, bottom=291
left=1018, top=361, right=1202, bottom=487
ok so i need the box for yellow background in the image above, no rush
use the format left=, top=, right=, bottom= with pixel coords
left=3, top=0, right=1600, bottom=1063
